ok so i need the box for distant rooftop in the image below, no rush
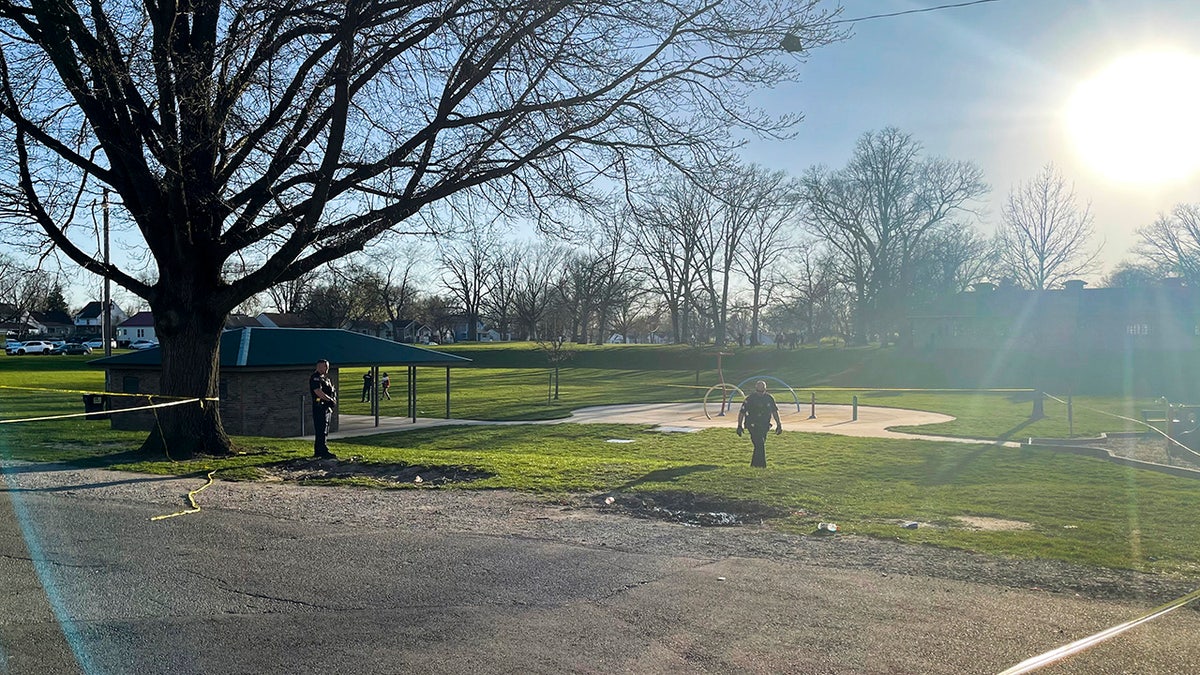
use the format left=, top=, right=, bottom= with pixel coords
left=89, top=327, right=472, bottom=368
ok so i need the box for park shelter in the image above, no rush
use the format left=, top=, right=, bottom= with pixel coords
left=89, top=327, right=471, bottom=437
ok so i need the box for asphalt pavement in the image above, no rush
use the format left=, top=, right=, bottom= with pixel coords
left=3, top=461, right=1200, bottom=674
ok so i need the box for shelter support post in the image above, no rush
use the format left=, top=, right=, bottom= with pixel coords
left=409, top=366, right=417, bottom=423
left=445, top=367, right=451, bottom=419
left=373, top=365, right=380, bottom=427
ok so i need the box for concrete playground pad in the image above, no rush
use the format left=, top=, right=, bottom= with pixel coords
left=331, top=402, right=967, bottom=443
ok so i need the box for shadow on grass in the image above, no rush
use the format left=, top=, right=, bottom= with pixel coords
left=614, top=464, right=720, bottom=491
left=920, top=418, right=1042, bottom=485
left=995, top=417, right=1041, bottom=444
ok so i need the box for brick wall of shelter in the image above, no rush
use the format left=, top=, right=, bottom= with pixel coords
left=105, top=366, right=340, bottom=438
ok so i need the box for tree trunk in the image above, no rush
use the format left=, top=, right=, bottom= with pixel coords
left=750, top=284, right=762, bottom=346
left=138, top=301, right=232, bottom=458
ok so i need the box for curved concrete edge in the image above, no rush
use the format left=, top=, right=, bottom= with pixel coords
left=1026, top=438, right=1200, bottom=480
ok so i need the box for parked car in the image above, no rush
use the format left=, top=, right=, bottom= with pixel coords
left=8, top=340, right=56, bottom=355
left=83, top=338, right=117, bottom=350
left=129, top=339, right=159, bottom=350
left=53, top=343, right=93, bottom=355
left=4, top=339, right=22, bottom=351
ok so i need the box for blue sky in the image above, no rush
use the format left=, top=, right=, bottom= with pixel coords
left=744, top=0, right=1200, bottom=277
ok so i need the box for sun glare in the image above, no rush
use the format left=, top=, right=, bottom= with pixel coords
left=1065, top=50, right=1200, bottom=185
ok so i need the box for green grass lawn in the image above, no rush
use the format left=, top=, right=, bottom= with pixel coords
left=1, top=347, right=1198, bottom=575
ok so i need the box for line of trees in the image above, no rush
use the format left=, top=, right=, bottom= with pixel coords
left=256, top=129, right=1197, bottom=353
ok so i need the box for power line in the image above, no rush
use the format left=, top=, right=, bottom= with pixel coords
left=834, top=0, right=1003, bottom=25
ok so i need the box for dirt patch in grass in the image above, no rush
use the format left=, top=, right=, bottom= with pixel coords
left=595, top=491, right=789, bottom=527
left=257, top=457, right=493, bottom=486
left=956, top=516, right=1034, bottom=531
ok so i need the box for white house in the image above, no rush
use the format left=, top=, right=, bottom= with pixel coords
left=116, top=311, right=157, bottom=345
left=74, top=301, right=128, bottom=332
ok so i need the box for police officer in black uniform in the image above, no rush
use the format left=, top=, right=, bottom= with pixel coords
left=737, top=380, right=782, bottom=468
left=310, top=359, right=338, bottom=459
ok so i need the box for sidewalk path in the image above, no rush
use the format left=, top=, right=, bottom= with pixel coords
left=329, top=402, right=1020, bottom=447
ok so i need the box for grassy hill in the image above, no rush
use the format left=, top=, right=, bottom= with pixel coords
left=436, top=342, right=1200, bottom=398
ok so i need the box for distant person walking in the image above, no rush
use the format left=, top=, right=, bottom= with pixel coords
left=381, top=372, right=391, bottom=400
left=310, top=359, right=337, bottom=459
left=361, top=370, right=374, bottom=402
left=737, top=380, right=782, bottom=468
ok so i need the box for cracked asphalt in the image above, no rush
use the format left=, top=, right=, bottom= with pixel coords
left=3, top=461, right=1200, bottom=674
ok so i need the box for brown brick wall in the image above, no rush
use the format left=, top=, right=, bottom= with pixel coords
left=107, top=366, right=340, bottom=438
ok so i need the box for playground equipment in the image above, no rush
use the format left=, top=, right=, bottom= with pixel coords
left=702, top=375, right=803, bottom=420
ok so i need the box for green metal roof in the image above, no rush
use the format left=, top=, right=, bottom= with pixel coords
left=89, top=327, right=471, bottom=368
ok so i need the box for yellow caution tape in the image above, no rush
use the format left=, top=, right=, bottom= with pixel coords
left=0, top=397, right=202, bottom=424
left=0, top=384, right=219, bottom=401
left=150, top=470, right=218, bottom=521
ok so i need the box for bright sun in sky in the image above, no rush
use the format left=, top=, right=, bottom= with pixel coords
left=1065, top=50, right=1200, bottom=186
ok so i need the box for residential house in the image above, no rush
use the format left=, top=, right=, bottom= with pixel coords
left=445, top=316, right=501, bottom=342
left=226, top=314, right=266, bottom=329
left=74, top=301, right=128, bottom=334
left=0, top=303, right=38, bottom=337
left=347, top=320, right=393, bottom=340
left=115, top=311, right=157, bottom=346
left=28, top=310, right=74, bottom=339
left=907, top=279, right=1200, bottom=397
left=256, top=312, right=310, bottom=328
left=392, top=319, right=434, bottom=344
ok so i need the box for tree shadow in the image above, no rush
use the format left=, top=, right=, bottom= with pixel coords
left=921, top=418, right=1042, bottom=485
left=995, top=417, right=1040, bottom=444
left=613, top=464, right=720, bottom=491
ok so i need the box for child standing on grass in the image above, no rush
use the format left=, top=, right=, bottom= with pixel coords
left=381, top=372, right=391, bottom=400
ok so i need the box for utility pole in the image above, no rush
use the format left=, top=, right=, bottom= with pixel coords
left=102, top=188, right=111, bottom=357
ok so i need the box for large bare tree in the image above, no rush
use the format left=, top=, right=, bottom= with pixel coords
left=995, top=163, right=1101, bottom=290
left=0, top=0, right=839, bottom=455
left=1133, top=203, right=1200, bottom=287
left=728, top=164, right=799, bottom=345
left=631, top=177, right=710, bottom=343
left=800, top=128, right=987, bottom=344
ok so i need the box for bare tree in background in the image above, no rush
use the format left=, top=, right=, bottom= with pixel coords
left=801, top=128, right=987, bottom=345
left=483, top=243, right=522, bottom=341
left=1133, top=203, right=1200, bottom=287
left=513, top=241, right=563, bottom=340
left=995, top=163, right=1101, bottom=290
left=0, top=0, right=841, bottom=455
left=265, top=272, right=317, bottom=315
left=729, top=165, right=800, bottom=345
left=631, top=178, right=710, bottom=343
left=440, top=226, right=496, bottom=342
left=777, top=241, right=837, bottom=344
left=1103, top=261, right=1163, bottom=288
left=361, top=241, right=429, bottom=323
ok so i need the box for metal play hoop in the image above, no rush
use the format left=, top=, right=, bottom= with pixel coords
left=703, top=383, right=746, bottom=419
left=734, top=376, right=802, bottom=413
